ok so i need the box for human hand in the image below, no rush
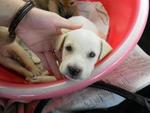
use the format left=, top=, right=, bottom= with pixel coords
left=16, top=8, right=81, bottom=79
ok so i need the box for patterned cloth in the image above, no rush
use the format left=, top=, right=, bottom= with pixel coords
left=0, top=99, right=40, bottom=113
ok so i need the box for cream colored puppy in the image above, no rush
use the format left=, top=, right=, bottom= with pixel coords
left=56, top=16, right=112, bottom=80
left=30, top=0, right=79, bottom=18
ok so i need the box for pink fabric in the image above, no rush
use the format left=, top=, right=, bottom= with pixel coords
left=0, top=99, right=39, bottom=113
left=26, top=101, right=40, bottom=113
left=18, top=104, right=24, bottom=113
left=42, top=98, right=63, bottom=113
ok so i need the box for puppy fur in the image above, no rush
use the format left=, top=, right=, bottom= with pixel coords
left=0, top=27, right=56, bottom=83
left=56, top=16, right=112, bottom=80
left=31, top=0, right=79, bottom=18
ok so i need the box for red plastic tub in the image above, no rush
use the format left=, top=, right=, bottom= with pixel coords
left=0, top=0, right=149, bottom=101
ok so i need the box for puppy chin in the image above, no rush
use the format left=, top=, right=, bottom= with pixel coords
left=65, top=74, right=83, bottom=81
left=60, top=69, right=91, bottom=81
left=60, top=68, right=83, bottom=81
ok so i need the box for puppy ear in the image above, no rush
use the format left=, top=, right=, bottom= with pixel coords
left=55, top=34, right=67, bottom=51
left=98, top=39, right=112, bottom=60
left=55, top=29, right=71, bottom=51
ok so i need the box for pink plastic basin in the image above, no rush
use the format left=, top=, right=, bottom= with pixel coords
left=0, top=0, right=149, bottom=101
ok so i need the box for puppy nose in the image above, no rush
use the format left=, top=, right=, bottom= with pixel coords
left=65, top=14, right=73, bottom=19
left=67, top=65, right=82, bottom=77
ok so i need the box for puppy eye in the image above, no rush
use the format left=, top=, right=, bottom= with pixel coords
left=70, top=1, right=75, bottom=5
left=88, top=52, right=96, bottom=58
left=65, top=45, right=73, bottom=52
left=59, top=1, right=64, bottom=6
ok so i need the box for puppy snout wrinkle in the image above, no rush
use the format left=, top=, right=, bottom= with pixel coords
left=67, top=65, right=82, bottom=78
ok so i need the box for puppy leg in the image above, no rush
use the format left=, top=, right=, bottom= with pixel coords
left=44, top=52, right=64, bottom=80
left=48, top=0, right=59, bottom=14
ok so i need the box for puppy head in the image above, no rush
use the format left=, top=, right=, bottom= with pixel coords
left=58, top=0, right=79, bottom=18
left=56, top=29, right=112, bottom=80
left=59, top=0, right=77, bottom=7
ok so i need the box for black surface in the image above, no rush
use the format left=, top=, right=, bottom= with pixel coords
left=33, top=99, right=49, bottom=113
left=138, top=9, right=150, bottom=55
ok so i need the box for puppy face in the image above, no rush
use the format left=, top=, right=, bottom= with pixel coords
left=57, top=0, right=79, bottom=18
left=59, top=0, right=77, bottom=7
left=56, top=29, right=112, bottom=80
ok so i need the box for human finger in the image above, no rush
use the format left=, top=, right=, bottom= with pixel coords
left=57, top=17, right=82, bottom=30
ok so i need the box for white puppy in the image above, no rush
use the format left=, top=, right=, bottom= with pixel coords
left=56, top=16, right=112, bottom=80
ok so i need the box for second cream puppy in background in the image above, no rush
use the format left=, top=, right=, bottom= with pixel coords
left=32, top=0, right=79, bottom=18
left=55, top=16, right=112, bottom=80
left=48, top=0, right=79, bottom=18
